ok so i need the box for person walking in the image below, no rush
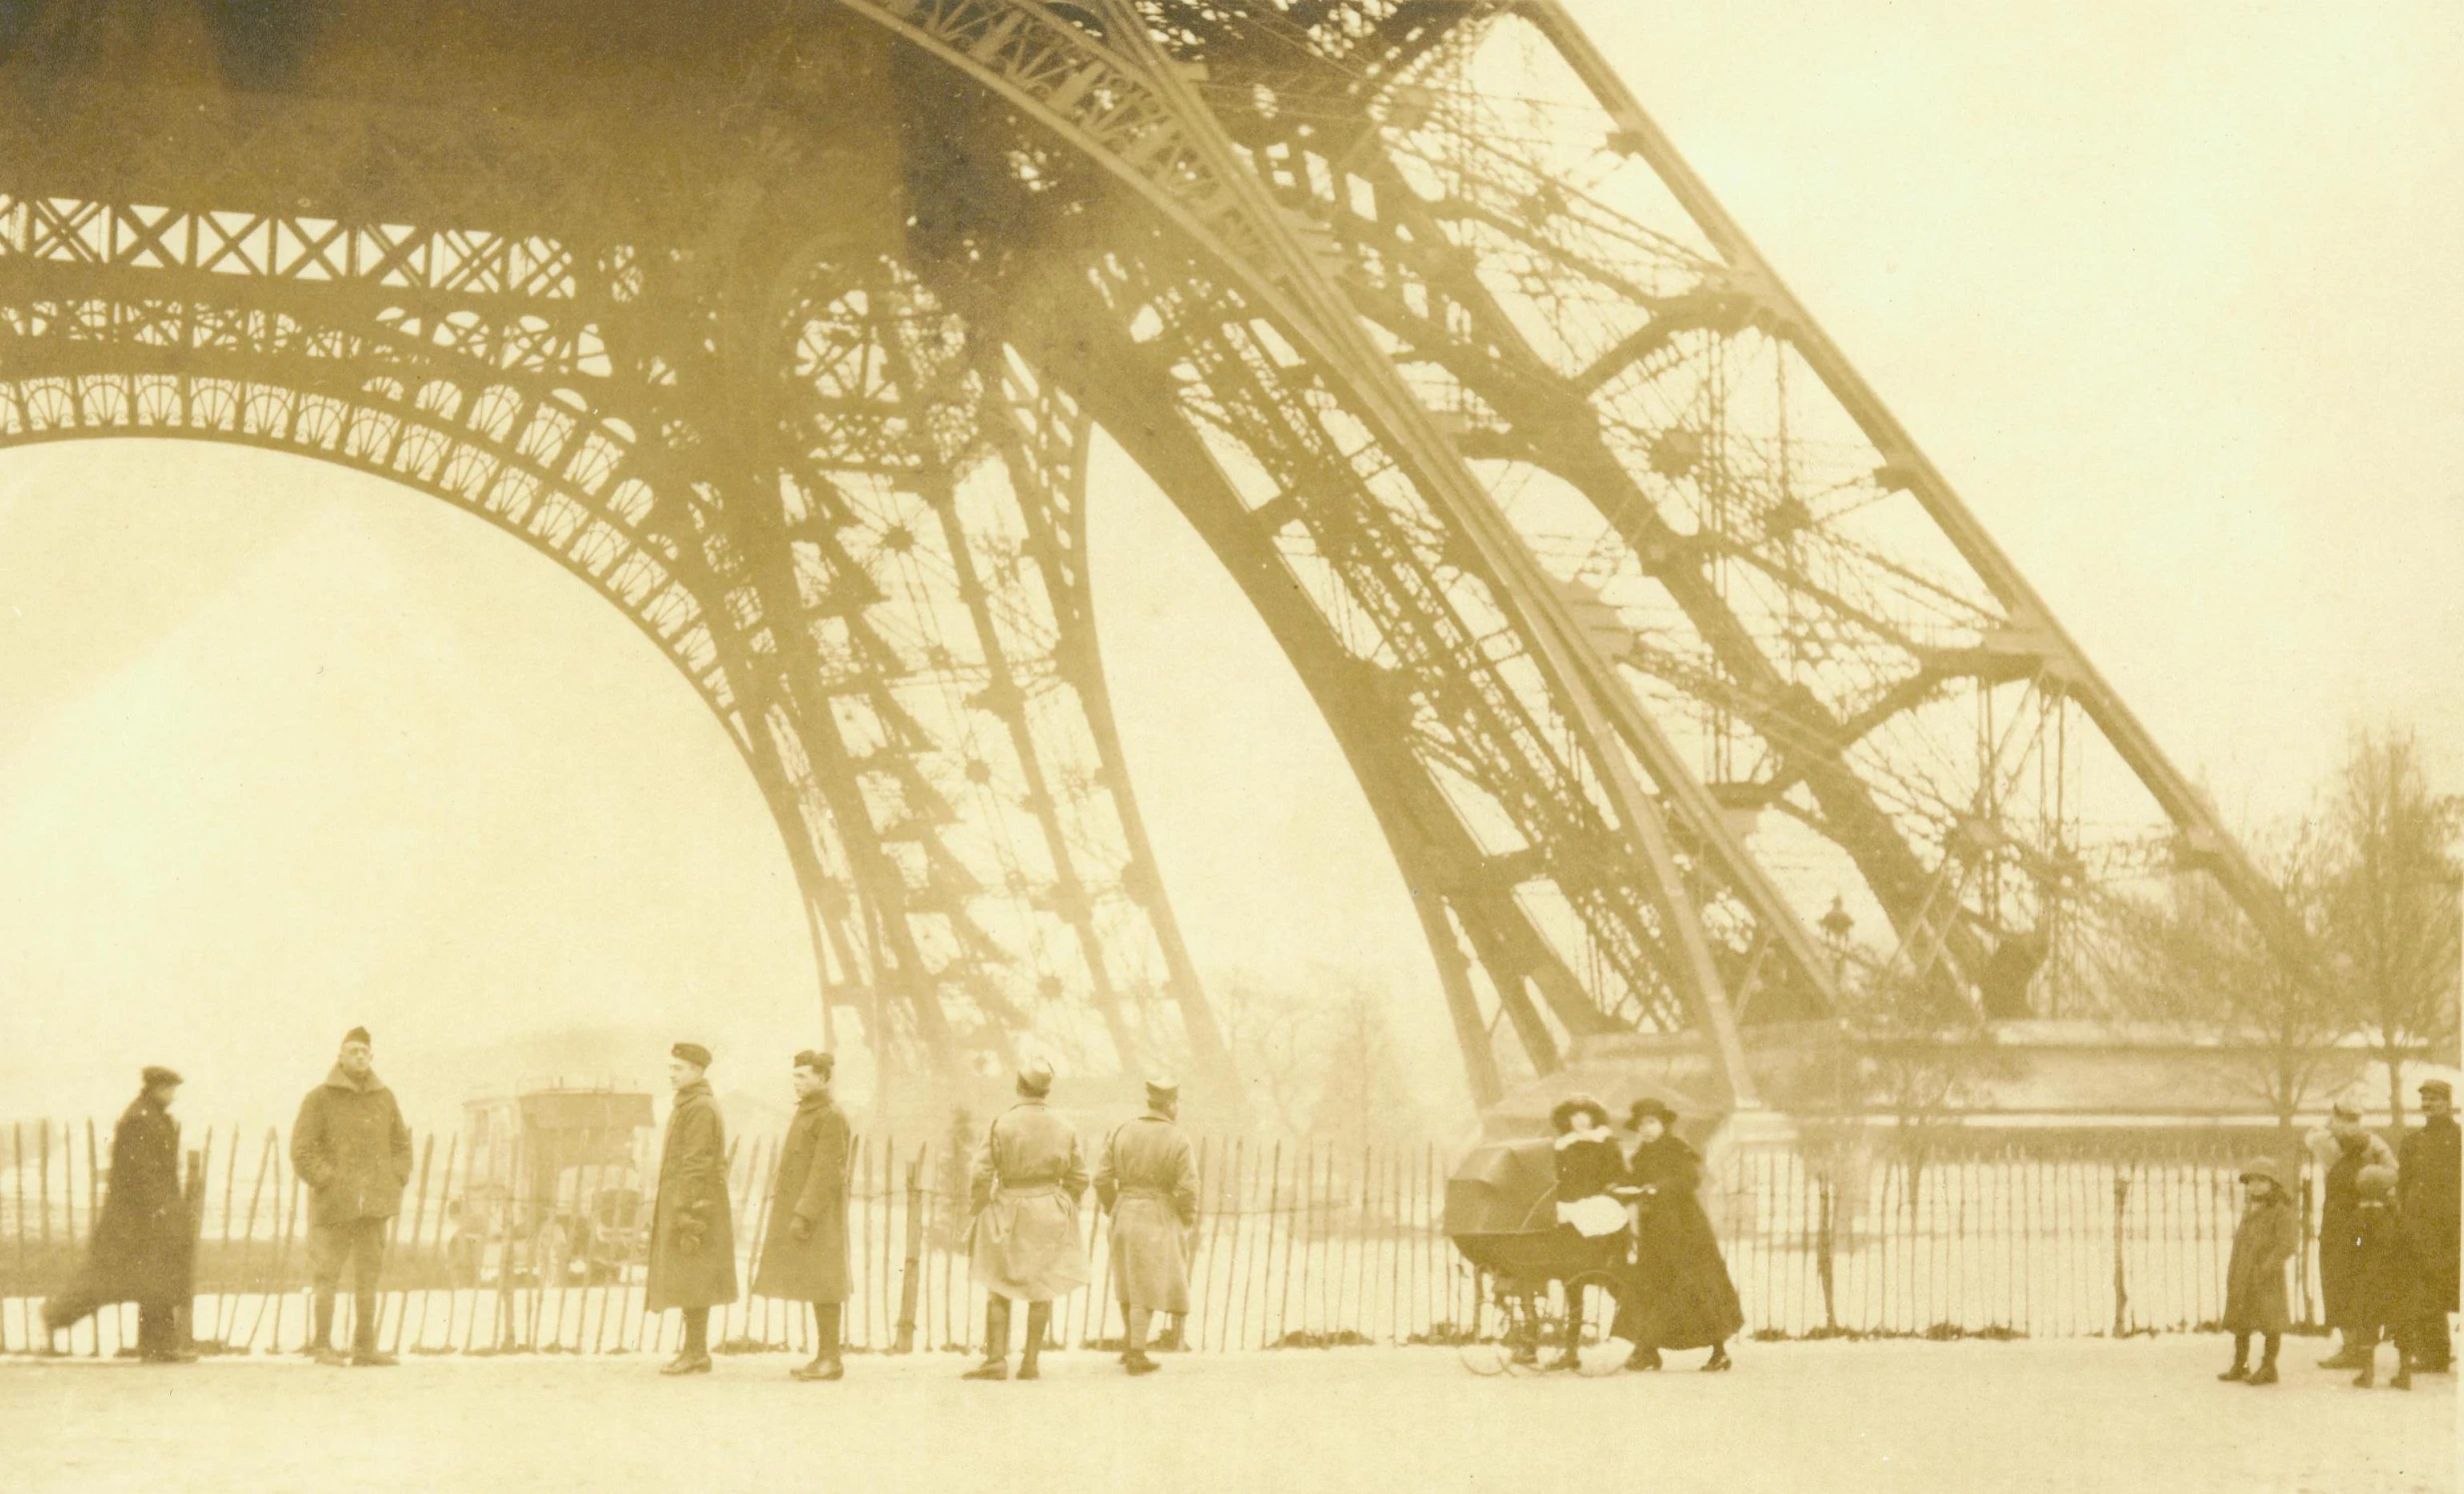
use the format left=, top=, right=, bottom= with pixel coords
left=963, top=1059, right=1088, bottom=1381
left=647, top=1041, right=737, bottom=1376
left=42, top=1066, right=196, bottom=1362
left=292, top=1027, right=412, bottom=1367
left=752, top=1049, right=851, bottom=1382
left=2396, top=1078, right=2459, bottom=1375
left=2217, top=1157, right=2298, bottom=1386
left=2308, top=1098, right=2398, bottom=1368
left=1615, top=1097, right=1742, bottom=1373
left=1095, top=1076, right=1199, bottom=1376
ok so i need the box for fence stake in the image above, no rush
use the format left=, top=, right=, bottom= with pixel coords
left=2110, top=1165, right=2130, bottom=1337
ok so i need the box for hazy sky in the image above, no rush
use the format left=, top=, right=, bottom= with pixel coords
left=1, top=1, right=2457, bottom=1129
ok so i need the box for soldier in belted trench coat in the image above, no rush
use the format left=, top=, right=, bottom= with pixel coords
left=646, top=1041, right=737, bottom=1376
left=44, top=1066, right=197, bottom=1362
left=1095, top=1076, right=1200, bottom=1376
left=752, top=1048, right=852, bottom=1381
left=964, top=1060, right=1089, bottom=1381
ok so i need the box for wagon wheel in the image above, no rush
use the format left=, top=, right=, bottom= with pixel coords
left=1565, top=1269, right=1634, bottom=1377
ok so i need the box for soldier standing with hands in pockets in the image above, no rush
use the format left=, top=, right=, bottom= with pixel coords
left=292, top=1027, right=412, bottom=1368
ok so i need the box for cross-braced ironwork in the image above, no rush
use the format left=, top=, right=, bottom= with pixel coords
left=0, top=0, right=2283, bottom=1111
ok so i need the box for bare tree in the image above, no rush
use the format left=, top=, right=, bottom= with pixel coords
left=1213, top=968, right=1324, bottom=1139
left=2117, top=816, right=2351, bottom=1136
left=2323, top=728, right=2463, bottom=1130
left=1308, top=973, right=1422, bottom=1149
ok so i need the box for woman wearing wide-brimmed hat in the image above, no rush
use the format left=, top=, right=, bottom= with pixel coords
left=1614, top=1097, right=1742, bottom=1372
left=1543, top=1095, right=1629, bottom=1371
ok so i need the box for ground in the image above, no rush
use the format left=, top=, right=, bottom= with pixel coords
left=0, top=1337, right=2451, bottom=1494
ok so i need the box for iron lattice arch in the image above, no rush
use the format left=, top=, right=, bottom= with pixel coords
left=0, top=0, right=2289, bottom=1111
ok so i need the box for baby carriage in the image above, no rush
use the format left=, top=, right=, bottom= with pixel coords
left=1444, top=1138, right=1634, bottom=1375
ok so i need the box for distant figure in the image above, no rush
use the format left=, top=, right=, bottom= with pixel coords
left=292, top=1027, right=412, bottom=1368
left=1616, top=1097, right=1742, bottom=1373
left=1095, top=1076, right=1199, bottom=1376
left=753, top=1048, right=851, bottom=1382
left=2344, top=1165, right=2412, bottom=1389
left=963, top=1059, right=1088, bottom=1381
left=1545, top=1094, right=1627, bottom=1372
left=2396, top=1078, right=2459, bottom=1376
left=2307, top=1098, right=2397, bottom=1368
left=647, top=1041, right=737, bottom=1376
left=43, top=1066, right=196, bottom=1362
left=2217, top=1157, right=2298, bottom=1386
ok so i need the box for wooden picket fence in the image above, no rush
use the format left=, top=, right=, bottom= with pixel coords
left=0, top=1120, right=2345, bottom=1357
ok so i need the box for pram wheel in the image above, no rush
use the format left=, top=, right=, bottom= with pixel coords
left=1565, top=1269, right=1633, bottom=1377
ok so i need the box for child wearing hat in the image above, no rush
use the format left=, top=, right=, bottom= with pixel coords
left=2218, top=1157, right=2298, bottom=1385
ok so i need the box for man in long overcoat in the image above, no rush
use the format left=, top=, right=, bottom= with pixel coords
left=292, top=1027, right=413, bottom=1367
left=753, top=1048, right=851, bottom=1381
left=1095, top=1076, right=1199, bottom=1375
left=647, top=1041, right=737, bottom=1375
left=44, top=1066, right=196, bottom=1362
left=964, top=1059, right=1088, bottom=1381
left=2397, top=1078, right=2460, bottom=1374
left=2309, top=1098, right=2398, bottom=1367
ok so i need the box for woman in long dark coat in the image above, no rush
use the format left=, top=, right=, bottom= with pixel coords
left=44, top=1067, right=195, bottom=1362
left=752, top=1050, right=850, bottom=1381
left=1616, top=1097, right=1742, bottom=1371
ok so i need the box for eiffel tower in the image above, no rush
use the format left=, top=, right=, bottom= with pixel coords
left=0, top=1, right=2287, bottom=1113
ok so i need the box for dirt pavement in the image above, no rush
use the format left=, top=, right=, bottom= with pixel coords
left=1, top=1336, right=2451, bottom=1493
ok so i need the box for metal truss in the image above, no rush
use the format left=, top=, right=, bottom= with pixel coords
left=0, top=0, right=2283, bottom=1111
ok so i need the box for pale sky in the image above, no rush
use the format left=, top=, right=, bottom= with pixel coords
left=1, top=1, right=2457, bottom=1131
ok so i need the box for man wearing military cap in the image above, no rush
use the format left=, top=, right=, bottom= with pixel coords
left=43, top=1066, right=196, bottom=1362
left=963, top=1058, right=1088, bottom=1380
left=753, top=1049, right=852, bottom=1381
left=2397, top=1077, right=2459, bottom=1373
left=647, top=1041, right=737, bottom=1375
left=292, top=1027, right=412, bottom=1367
left=1096, top=1076, right=1200, bottom=1376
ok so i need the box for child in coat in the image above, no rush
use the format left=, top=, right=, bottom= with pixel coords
left=2346, top=1165, right=2413, bottom=1389
left=2219, top=1158, right=2299, bottom=1386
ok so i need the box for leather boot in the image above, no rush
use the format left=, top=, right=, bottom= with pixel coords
left=794, top=1303, right=845, bottom=1380
left=1019, top=1302, right=1052, bottom=1380
left=963, top=1298, right=1012, bottom=1380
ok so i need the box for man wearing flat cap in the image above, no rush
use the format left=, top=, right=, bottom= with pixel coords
left=1096, top=1076, right=1200, bottom=1375
left=2397, top=1078, right=2459, bottom=1373
left=753, top=1049, right=851, bottom=1381
left=964, top=1058, right=1088, bottom=1380
left=647, top=1042, right=737, bottom=1375
left=2308, top=1096, right=2399, bottom=1368
left=43, top=1066, right=196, bottom=1361
left=293, top=1027, right=413, bottom=1367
